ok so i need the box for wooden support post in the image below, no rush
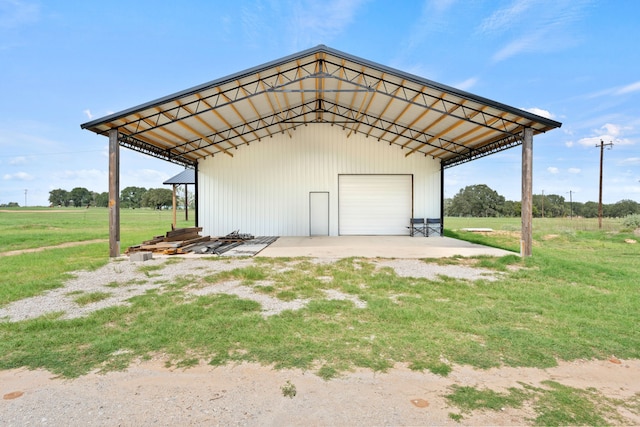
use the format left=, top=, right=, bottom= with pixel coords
left=172, top=184, right=177, bottom=229
left=108, top=129, right=120, bottom=257
left=521, top=127, right=533, bottom=257
left=184, top=184, right=188, bottom=222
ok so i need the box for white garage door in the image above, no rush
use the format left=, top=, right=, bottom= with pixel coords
left=339, top=175, right=412, bottom=235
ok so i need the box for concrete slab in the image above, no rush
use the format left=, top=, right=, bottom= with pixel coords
left=222, top=243, right=272, bottom=257
left=258, top=236, right=515, bottom=259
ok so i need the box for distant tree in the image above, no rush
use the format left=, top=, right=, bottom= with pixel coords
left=448, top=184, right=505, bottom=217
left=502, top=200, right=520, bottom=217
left=608, top=199, right=640, bottom=217
left=69, top=187, right=92, bottom=207
left=141, top=188, right=173, bottom=209
left=49, top=188, right=70, bottom=207
left=571, top=201, right=585, bottom=218
left=120, top=186, right=147, bottom=209
left=533, top=194, right=549, bottom=217
left=443, top=198, right=453, bottom=216
left=544, top=194, right=566, bottom=218
left=582, top=201, right=599, bottom=218
left=176, top=185, right=196, bottom=209
left=94, top=192, right=109, bottom=207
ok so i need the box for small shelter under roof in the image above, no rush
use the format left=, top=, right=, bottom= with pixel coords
left=163, top=169, right=196, bottom=228
left=81, top=45, right=561, bottom=257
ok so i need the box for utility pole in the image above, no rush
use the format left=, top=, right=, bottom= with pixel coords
left=24, top=189, right=28, bottom=207
left=541, top=189, right=544, bottom=218
left=596, top=139, right=613, bottom=229
left=568, top=190, right=573, bottom=219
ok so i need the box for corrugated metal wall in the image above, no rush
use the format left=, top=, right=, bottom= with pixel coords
left=198, top=125, right=441, bottom=236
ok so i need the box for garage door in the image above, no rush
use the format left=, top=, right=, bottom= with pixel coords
left=339, top=174, right=412, bottom=235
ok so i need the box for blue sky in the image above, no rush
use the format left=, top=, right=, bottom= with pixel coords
left=1, top=0, right=638, bottom=207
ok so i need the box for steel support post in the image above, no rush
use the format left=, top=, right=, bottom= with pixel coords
left=194, top=163, right=199, bottom=227
left=440, top=165, right=445, bottom=231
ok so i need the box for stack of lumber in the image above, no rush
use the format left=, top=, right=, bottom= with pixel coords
left=125, top=228, right=256, bottom=256
left=125, top=227, right=210, bottom=255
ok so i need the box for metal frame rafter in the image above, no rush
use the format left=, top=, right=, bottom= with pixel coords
left=82, top=45, right=561, bottom=168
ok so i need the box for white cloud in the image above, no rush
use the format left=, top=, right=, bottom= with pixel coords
left=83, top=109, right=93, bottom=120
left=53, top=169, right=106, bottom=181
left=482, top=0, right=590, bottom=62
left=565, top=140, right=574, bottom=148
left=620, top=157, right=640, bottom=165
left=119, top=168, right=175, bottom=190
left=478, top=0, right=533, bottom=34
left=281, top=0, right=368, bottom=50
left=615, top=81, right=640, bottom=95
left=584, top=80, right=640, bottom=99
left=3, top=171, right=34, bottom=181
left=577, top=123, right=635, bottom=147
left=9, top=156, right=27, bottom=165
left=492, top=31, right=542, bottom=62
left=600, top=123, right=623, bottom=137
left=547, top=167, right=559, bottom=174
left=522, top=107, right=555, bottom=119
left=454, top=77, right=478, bottom=91
left=568, top=168, right=581, bottom=174
left=577, top=136, right=608, bottom=148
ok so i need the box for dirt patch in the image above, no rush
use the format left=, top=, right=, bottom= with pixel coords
left=0, top=239, right=107, bottom=257
left=0, top=358, right=637, bottom=426
left=542, top=234, right=560, bottom=240
left=374, top=259, right=502, bottom=281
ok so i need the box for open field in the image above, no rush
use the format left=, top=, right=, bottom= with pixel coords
left=1, top=208, right=639, bottom=425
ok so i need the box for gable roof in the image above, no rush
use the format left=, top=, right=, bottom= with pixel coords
left=81, top=45, right=561, bottom=169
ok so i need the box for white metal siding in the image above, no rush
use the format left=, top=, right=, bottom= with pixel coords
left=339, top=175, right=412, bottom=235
left=198, top=125, right=441, bottom=237
left=309, top=192, right=330, bottom=236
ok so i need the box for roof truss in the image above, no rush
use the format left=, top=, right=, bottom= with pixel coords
left=82, top=45, right=561, bottom=169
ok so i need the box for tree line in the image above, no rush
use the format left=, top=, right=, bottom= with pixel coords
left=48, top=186, right=180, bottom=209
left=446, top=184, right=640, bottom=218
left=42, top=183, right=640, bottom=217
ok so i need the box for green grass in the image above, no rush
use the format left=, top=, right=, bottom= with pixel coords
left=0, top=207, right=191, bottom=252
left=0, top=208, right=191, bottom=305
left=73, top=291, right=112, bottom=306
left=445, top=381, right=635, bottom=426
left=0, top=211, right=638, bottom=424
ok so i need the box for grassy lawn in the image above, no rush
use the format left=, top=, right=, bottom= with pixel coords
left=0, top=207, right=191, bottom=305
left=1, top=209, right=638, bottom=424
